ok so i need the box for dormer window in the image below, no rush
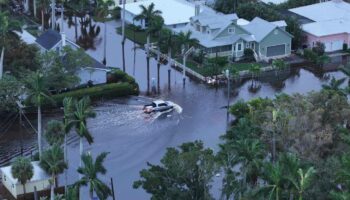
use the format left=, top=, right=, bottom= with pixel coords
left=228, top=28, right=235, bottom=34
left=274, top=29, right=278, bottom=35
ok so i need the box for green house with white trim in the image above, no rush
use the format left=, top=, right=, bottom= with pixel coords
left=173, top=9, right=293, bottom=61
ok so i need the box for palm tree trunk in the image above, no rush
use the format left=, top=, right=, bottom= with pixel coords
left=41, top=9, right=45, bottom=31
left=38, top=105, right=42, bottom=159
left=122, top=0, right=126, bottom=72
left=23, top=184, right=26, bottom=199
left=157, top=49, right=160, bottom=94
left=74, top=14, right=78, bottom=42
left=102, top=22, right=107, bottom=65
left=64, top=134, right=68, bottom=195
left=79, top=137, right=83, bottom=169
left=89, top=189, right=93, bottom=200
left=0, top=47, right=4, bottom=79
left=146, top=35, right=150, bottom=95
left=50, top=174, right=55, bottom=200
left=33, top=0, right=37, bottom=17
left=122, top=38, right=126, bottom=72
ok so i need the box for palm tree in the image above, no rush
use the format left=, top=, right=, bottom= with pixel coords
left=288, top=167, right=316, bottom=200
left=26, top=71, right=52, bottom=159
left=134, top=3, right=162, bottom=94
left=72, top=97, right=96, bottom=168
left=272, top=59, right=286, bottom=77
left=37, top=0, right=50, bottom=31
left=62, top=97, right=75, bottom=193
left=95, top=0, right=115, bottom=65
left=249, top=64, right=261, bottom=88
left=11, top=157, right=34, bottom=198
left=175, top=31, right=199, bottom=54
left=40, top=144, right=67, bottom=200
left=322, top=77, right=346, bottom=95
left=76, top=152, right=111, bottom=200
left=45, top=120, right=65, bottom=146
left=233, top=138, right=265, bottom=187
left=69, top=0, right=90, bottom=41
left=258, top=162, right=285, bottom=200
left=0, top=11, right=21, bottom=79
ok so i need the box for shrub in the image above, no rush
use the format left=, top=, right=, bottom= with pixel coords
left=44, top=83, right=139, bottom=106
left=230, top=100, right=250, bottom=119
left=303, top=48, right=318, bottom=63
left=312, top=42, right=325, bottom=56
left=343, top=43, right=348, bottom=51
left=107, top=69, right=136, bottom=85
left=243, top=48, right=255, bottom=62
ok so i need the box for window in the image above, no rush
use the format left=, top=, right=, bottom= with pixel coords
left=238, top=43, right=242, bottom=51
left=246, top=43, right=250, bottom=48
left=228, top=28, right=235, bottom=33
left=274, top=29, right=278, bottom=35
left=4, top=175, right=6, bottom=181
left=207, top=30, right=210, bottom=34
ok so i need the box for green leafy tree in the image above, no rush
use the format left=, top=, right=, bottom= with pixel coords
left=288, top=167, right=316, bottom=200
left=272, top=59, right=287, bottom=76
left=76, top=152, right=111, bottom=200
left=175, top=31, right=199, bottom=54
left=45, top=120, right=65, bottom=146
left=40, top=144, right=67, bottom=200
left=134, top=141, right=218, bottom=200
left=0, top=11, right=21, bottom=79
left=26, top=71, right=53, bottom=159
left=0, top=74, right=23, bottom=113
left=134, top=2, right=162, bottom=94
left=11, top=157, right=34, bottom=197
left=322, top=77, right=346, bottom=95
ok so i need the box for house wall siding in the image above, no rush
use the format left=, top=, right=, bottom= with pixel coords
left=305, top=32, right=350, bottom=49
left=215, top=23, right=249, bottom=38
left=259, top=28, right=292, bottom=58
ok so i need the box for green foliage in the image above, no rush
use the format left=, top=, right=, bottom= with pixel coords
left=272, top=59, right=287, bottom=71
left=285, top=17, right=306, bottom=49
left=134, top=141, right=218, bottom=200
left=236, top=2, right=281, bottom=21
left=106, top=69, right=137, bottom=85
left=230, top=100, right=250, bottom=119
left=44, top=120, right=65, bottom=146
left=72, top=97, right=96, bottom=144
left=50, top=82, right=139, bottom=105
left=38, top=46, right=92, bottom=90
left=76, top=152, right=111, bottom=200
left=0, top=74, right=23, bottom=112
left=312, top=42, right=326, bottom=56
left=40, top=144, right=67, bottom=178
left=243, top=48, right=255, bottom=62
left=25, top=71, right=53, bottom=107
left=343, top=43, right=348, bottom=51
left=11, top=157, right=34, bottom=185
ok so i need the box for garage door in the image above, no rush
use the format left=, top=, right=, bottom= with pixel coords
left=266, top=44, right=286, bottom=57
left=324, top=40, right=343, bottom=52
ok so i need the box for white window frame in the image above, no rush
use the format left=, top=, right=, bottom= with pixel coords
left=228, top=27, right=235, bottom=34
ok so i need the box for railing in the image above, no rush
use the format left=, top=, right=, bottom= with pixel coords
left=148, top=47, right=206, bottom=82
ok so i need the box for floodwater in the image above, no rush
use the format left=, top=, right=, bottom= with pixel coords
left=1, top=17, right=349, bottom=199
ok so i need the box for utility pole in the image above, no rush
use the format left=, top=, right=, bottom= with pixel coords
left=182, top=46, right=195, bottom=87
left=121, top=0, right=126, bottom=72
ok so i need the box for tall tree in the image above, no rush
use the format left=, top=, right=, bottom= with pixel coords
left=26, top=71, right=52, bottom=159
left=75, top=152, right=111, bottom=200
left=134, top=3, right=162, bottom=94
left=40, top=144, right=67, bottom=200
left=72, top=97, right=96, bottom=169
left=134, top=141, right=217, bottom=200
left=0, top=11, right=21, bottom=79
left=95, top=0, right=115, bottom=65
left=44, top=120, right=65, bottom=146
left=11, top=157, right=34, bottom=198
left=37, top=0, right=50, bottom=31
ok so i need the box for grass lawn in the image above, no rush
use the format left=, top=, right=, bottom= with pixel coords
left=116, top=26, right=157, bottom=45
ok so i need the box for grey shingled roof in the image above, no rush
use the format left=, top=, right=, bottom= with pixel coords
left=35, top=29, right=62, bottom=50
left=191, top=11, right=238, bottom=30
left=241, top=17, right=277, bottom=42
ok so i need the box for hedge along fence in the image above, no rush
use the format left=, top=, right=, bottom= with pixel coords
left=50, top=82, right=139, bottom=106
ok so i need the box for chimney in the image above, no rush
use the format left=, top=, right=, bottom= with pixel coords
left=61, top=32, right=66, bottom=47
left=195, top=3, right=200, bottom=16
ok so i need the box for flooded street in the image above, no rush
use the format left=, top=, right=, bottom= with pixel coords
left=1, top=17, right=349, bottom=199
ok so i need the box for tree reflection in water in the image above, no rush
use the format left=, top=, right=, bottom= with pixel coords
left=77, top=17, right=101, bottom=50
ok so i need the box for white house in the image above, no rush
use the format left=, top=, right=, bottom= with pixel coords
left=0, top=161, right=51, bottom=199
left=119, top=0, right=207, bottom=29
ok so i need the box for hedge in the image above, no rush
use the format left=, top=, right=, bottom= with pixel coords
left=47, top=82, right=139, bottom=106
